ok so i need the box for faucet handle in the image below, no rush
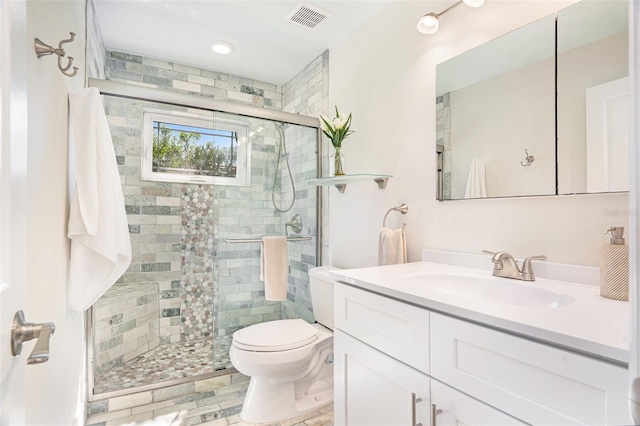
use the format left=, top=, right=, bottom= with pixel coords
left=522, top=255, right=547, bottom=275
left=481, top=250, right=496, bottom=256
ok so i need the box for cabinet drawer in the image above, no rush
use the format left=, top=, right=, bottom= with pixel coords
left=430, top=313, right=630, bottom=425
left=431, top=380, right=526, bottom=426
left=335, top=282, right=430, bottom=374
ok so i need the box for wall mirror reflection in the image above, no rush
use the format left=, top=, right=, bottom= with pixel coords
left=436, top=14, right=556, bottom=200
left=557, top=0, right=629, bottom=194
left=436, top=0, right=629, bottom=201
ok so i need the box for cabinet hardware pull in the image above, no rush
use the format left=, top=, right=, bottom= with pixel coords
left=411, top=392, right=423, bottom=426
left=431, top=404, right=443, bottom=426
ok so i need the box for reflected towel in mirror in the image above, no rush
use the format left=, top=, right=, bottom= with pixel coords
left=378, top=225, right=407, bottom=266
left=260, top=236, right=288, bottom=301
left=464, top=158, right=488, bottom=199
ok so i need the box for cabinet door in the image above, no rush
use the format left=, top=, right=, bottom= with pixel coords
left=431, top=380, right=526, bottom=426
left=334, top=330, right=430, bottom=426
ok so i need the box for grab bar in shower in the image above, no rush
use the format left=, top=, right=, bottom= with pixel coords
left=224, top=236, right=312, bottom=244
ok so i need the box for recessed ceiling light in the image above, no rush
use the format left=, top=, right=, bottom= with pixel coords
left=211, top=41, right=235, bottom=55
left=463, top=0, right=485, bottom=7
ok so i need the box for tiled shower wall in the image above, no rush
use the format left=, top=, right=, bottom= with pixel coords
left=93, top=283, right=159, bottom=374
left=105, top=52, right=282, bottom=110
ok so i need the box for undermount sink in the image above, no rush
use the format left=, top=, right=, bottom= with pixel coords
left=404, top=273, right=575, bottom=308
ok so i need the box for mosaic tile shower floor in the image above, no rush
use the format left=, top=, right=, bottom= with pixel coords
left=95, top=339, right=225, bottom=394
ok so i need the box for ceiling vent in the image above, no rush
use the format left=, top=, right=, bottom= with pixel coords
left=286, top=2, right=333, bottom=30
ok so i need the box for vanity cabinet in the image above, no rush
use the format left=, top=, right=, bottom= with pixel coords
left=334, top=330, right=430, bottom=425
left=430, top=313, right=629, bottom=425
left=334, top=282, right=631, bottom=425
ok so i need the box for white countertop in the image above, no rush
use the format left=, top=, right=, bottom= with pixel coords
left=330, top=258, right=630, bottom=365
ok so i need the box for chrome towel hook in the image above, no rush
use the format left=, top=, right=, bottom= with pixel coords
left=34, top=32, right=78, bottom=78
left=520, top=149, right=534, bottom=167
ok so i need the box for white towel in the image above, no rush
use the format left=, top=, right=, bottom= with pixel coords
left=464, top=157, right=488, bottom=199
left=260, top=236, right=288, bottom=301
left=67, top=88, right=132, bottom=311
left=378, top=226, right=407, bottom=266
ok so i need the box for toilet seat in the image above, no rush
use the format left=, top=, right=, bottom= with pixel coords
left=233, top=319, right=319, bottom=352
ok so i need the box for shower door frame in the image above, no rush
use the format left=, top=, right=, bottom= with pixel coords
left=86, top=78, right=324, bottom=401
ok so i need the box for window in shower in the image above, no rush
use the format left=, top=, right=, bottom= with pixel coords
left=141, top=110, right=250, bottom=185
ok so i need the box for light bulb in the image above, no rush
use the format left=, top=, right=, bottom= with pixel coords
left=463, top=0, right=485, bottom=7
left=417, top=13, right=439, bottom=34
left=211, top=41, right=235, bottom=55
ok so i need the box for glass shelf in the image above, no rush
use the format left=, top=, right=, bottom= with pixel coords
left=308, top=174, right=392, bottom=193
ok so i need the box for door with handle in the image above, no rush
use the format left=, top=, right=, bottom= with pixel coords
left=0, top=0, right=29, bottom=423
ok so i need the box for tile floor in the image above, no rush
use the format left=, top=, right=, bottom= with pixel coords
left=87, top=372, right=333, bottom=426
left=94, top=339, right=219, bottom=394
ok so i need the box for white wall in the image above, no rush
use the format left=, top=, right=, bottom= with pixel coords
left=449, top=55, right=555, bottom=199
left=25, top=1, right=86, bottom=424
left=328, top=0, right=628, bottom=268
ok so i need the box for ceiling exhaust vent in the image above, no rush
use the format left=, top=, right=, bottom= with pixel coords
left=286, top=2, right=333, bottom=30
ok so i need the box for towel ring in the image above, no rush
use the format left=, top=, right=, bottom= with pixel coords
left=382, top=203, right=409, bottom=227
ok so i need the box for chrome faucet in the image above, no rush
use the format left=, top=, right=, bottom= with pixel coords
left=482, top=250, right=547, bottom=281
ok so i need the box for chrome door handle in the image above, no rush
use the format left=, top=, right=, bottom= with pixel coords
left=11, top=310, right=55, bottom=364
left=411, top=392, right=423, bottom=426
left=431, top=404, right=443, bottom=426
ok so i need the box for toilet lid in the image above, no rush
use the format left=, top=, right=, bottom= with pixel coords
left=233, top=319, right=318, bottom=352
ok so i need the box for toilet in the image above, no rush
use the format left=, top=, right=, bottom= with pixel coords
left=229, top=266, right=338, bottom=423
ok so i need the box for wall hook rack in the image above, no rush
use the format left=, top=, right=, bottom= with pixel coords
left=520, top=149, right=535, bottom=167
left=34, top=32, right=78, bottom=78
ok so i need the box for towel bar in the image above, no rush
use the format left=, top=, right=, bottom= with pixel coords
left=382, top=203, right=409, bottom=227
left=224, top=236, right=312, bottom=244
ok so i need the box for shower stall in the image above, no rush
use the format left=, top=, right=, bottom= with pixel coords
left=87, top=79, right=321, bottom=397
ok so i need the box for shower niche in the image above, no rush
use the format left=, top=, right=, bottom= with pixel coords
left=89, top=90, right=320, bottom=397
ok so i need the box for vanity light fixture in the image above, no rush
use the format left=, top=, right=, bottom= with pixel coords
left=417, top=0, right=485, bottom=34
left=211, top=41, right=235, bottom=55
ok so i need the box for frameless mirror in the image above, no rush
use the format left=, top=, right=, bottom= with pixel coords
left=436, top=0, right=630, bottom=201
left=557, top=0, right=629, bottom=194
left=436, top=14, right=556, bottom=200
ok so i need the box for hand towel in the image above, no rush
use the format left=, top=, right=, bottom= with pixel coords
left=260, top=236, right=289, bottom=301
left=378, top=226, right=407, bottom=266
left=67, top=87, right=132, bottom=311
left=464, top=157, right=488, bottom=199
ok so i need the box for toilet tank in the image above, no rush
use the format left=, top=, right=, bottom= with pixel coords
left=309, top=266, right=340, bottom=330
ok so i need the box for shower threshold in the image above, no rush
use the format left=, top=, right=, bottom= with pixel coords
left=93, top=338, right=230, bottom=397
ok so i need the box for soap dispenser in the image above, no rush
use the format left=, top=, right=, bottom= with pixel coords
left=600, top=226, right=629, bottom=301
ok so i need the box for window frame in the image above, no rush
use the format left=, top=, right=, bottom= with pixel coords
left=141, top=109, right=250, bottom=186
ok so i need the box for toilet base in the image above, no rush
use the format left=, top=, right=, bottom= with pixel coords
left=240, top=376, right=333, bottom=423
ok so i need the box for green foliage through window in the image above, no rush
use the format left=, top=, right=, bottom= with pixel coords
left=152, top=121, right=237, bottom=177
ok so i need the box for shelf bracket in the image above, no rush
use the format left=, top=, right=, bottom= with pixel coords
left=335, top=184, right=347, bottom=194
left=374, top=177, right=389, bottom=190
